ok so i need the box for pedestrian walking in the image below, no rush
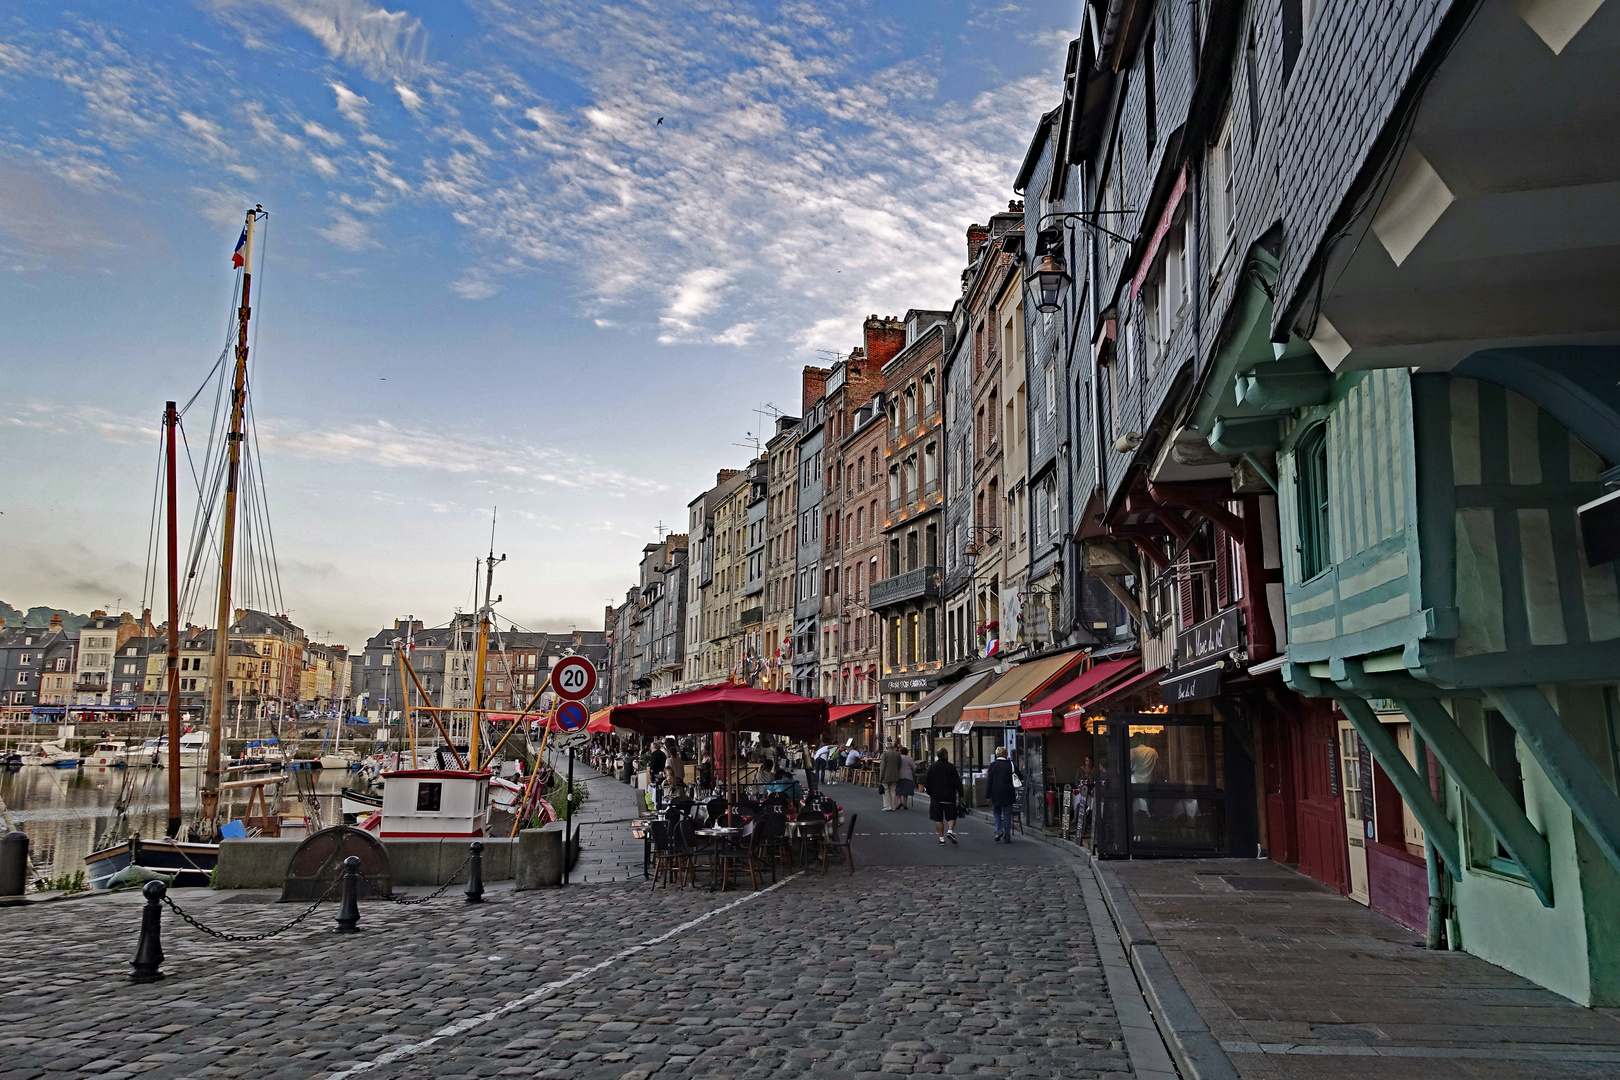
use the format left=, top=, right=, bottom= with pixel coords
left=878, top=741, right=902, bottom=811
left=896, top=747, right=915, bottom=809
left=985, top=746, right=1021, bottom=842
left=813, top=743, right=831, bottom=785
left=924, top=748, right=961, bottom=845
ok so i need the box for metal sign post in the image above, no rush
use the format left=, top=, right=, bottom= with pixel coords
left=563, top=747, right=575, bottom=885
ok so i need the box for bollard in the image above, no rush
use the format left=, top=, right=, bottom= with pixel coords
left=0, top=832, right=28, bottom=897
left=465, top=841, right=485, bottom=903
left=334, top=856, right=361, bottom=934
left=130, top=880, right=167, bottom=983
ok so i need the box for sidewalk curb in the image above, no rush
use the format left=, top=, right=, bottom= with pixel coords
left=1091, top=860, right=1241, bottom=1080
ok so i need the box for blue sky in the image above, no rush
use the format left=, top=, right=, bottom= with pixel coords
left=0, top=0, right=1071, bottom=648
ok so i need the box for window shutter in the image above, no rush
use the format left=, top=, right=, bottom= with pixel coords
left=1215, top=528, right=1232, bottom=609
left=1177, top=551, right=1195, bottom=630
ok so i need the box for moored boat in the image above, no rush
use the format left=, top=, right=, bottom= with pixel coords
left=21, top=741, right=80, bottom=768
left=85, top=835, right=219, bottom=890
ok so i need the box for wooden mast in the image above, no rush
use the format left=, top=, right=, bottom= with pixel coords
left=164, top=400, right=182, bottom=837
left=201, top=205, right=261, bottom=830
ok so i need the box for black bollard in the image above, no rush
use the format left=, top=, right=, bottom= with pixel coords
left=334, top=856, right=361, bottom=934
left=465, top=841, right=485, bottom=903
left=130, top=879, right=167, bottom=983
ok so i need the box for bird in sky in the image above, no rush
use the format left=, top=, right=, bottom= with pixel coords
left=657, top=117, right=664, bottom=125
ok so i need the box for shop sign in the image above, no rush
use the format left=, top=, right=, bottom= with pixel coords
left=1175, top=607, right=1241, bottom=669
left=881, top=675, right=934, bottom=693
left=1161, top=664, right=1223, bottom=703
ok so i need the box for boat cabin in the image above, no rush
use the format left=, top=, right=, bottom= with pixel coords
left=378, top=769, right=491, bottom=837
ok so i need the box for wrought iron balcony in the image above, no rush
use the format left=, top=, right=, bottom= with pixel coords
left=868, top=565, right=941, bottom=611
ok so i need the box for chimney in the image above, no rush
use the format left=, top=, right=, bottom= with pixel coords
left=801, top=366, right=831, bottom=412
left=966, top=223, right=990, bottom=264
left=48, top=614, right=63, bottom=632
left=91, top=609, right=107, bottom=619
left=604, top=605, right=615, bottom=633
left=863, top=314, right=906, bottom=370
left=716, top=468, right=742, bottom=485
left=234, top=608, right=246, bottom=626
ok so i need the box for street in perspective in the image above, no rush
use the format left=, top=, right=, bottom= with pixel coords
left=5, top=2, right=1620, bottom=1079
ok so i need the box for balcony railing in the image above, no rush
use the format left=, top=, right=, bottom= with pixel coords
left=868, top=565, right=941, bottom=610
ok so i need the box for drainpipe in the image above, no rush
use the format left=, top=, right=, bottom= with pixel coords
left=1411, top=729, right=1446, bottom=950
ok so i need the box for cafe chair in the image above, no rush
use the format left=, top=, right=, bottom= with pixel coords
left=821, top=813, right=857, bottom=875
left=649, top=820, right=685, bottom=889
left=716, top=819, right=760, bottom=892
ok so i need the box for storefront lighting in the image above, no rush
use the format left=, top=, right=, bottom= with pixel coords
left=1031, top=253, right=1069, bottom=313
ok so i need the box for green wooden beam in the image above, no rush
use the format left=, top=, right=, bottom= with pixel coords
left=1489, top=685, right=1620, bottom=880
left=1284, top=664, right=1462, bottom=880
left=1393, top=695, right=1554, bottom=908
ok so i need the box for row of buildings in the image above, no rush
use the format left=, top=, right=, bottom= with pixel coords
left=600, top=0, right=1620, bottom=1006
left=0, top=609, right=349, bottom=723
left=0, top=608, right=608, bottom=728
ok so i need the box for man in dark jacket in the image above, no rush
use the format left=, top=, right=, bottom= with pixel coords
left=924, top=748, right=961, bottom=845
left=985, top=746, right=1021, bottom=842
left=878, top=741, right=902, bottom=811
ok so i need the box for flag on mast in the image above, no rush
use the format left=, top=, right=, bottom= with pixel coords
left=232, top=227, right=248, bottom=268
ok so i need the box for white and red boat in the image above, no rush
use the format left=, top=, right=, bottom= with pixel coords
left=363, top=769, right=492, bottom=838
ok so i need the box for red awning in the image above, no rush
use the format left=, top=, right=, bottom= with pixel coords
left=1061, top=666, right=1167, bottom=732
left=828, top=703, right=878, bottom=725
left=1020, top=657, right=1139, bottom=731
left=610, top=683, right=830, bottom=739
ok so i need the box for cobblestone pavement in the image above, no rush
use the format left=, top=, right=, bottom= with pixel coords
left=1, top=782, right=1136, bottom=1080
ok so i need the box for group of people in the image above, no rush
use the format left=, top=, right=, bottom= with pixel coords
left=866, top=740, right=1023, bottom=845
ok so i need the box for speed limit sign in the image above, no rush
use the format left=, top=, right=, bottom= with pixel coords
left=551, top=655, right=597, bottom=701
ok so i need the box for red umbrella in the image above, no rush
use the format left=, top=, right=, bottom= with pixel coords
left=610, top=683, right=829, bottom=738
left=611, top=684, right=829, bottom=800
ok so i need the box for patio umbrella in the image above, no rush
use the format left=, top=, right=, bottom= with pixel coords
left=610, top=684, right=829, bottom=799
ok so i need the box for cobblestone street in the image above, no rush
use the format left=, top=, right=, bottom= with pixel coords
left=1, top=783, right=1141, bottom=1080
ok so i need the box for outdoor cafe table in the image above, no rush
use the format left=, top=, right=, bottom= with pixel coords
left=694, top=826, right=744, bottom=889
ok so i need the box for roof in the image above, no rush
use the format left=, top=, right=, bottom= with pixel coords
left=828, top=703, right=878, bottom=725
left=1019, top=656, right=1138, bottom=731
left=959, top=650, right=1087, bottom=726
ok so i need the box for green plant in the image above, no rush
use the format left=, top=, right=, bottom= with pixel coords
left=33, top=870, right=87, bottom=894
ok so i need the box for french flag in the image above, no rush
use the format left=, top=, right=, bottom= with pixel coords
left=232, top=227, right=248, bottom=268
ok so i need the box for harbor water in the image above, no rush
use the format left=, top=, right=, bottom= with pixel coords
left=0, top=765, right=361, bottom=882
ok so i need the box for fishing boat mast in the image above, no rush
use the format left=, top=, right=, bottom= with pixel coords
left=201, top=204, right=263, bottom=832
left=164, top=400, right=182, bottom=837
left=470, top=515, right=504, bottom=772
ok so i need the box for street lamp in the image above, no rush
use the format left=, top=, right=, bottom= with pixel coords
left=963, top=525, right=1003, bottom=571
left=1031, top=252, right=1070, bottom=314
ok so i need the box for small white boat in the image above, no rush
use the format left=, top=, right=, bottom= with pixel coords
left=21, top=741, right=80, bottom=768
left=177, top=731, right=231, bottom=768
left=122, top=738, right=164, bottom=767
left=319, top=748, right=359, bottom=770
left=86, top=741, right=129, bottom=768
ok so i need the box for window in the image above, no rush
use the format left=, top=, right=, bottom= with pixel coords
left=416, top=782, right=443, bottom=812
left=922, top=372, right=936, bottom=411
left=1485, top=709, right=1529, bottom=867
left=1297, top=424, right=1332, bottom=579
left=924, top=443, right=938, bottom=490
left=1210, top=108, right=1236, bottom=267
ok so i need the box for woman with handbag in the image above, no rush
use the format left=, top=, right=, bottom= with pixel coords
left=985, top=746, right=1022, bottom=843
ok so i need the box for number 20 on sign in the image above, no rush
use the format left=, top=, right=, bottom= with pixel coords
left=551, top=656, right=597, bottom=701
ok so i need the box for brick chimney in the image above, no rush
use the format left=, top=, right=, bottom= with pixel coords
left=966, top=223, right=990, bottom=264
left=863, top=314, right=906, bottom=370
left=801, top=365, right=831, bottom=412
left=716, top=468, right=742, bottom=485
left=48, top=614, right=63, bottom=632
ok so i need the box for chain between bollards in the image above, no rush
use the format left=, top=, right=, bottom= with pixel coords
left=465, top=841, right=485, bottom=903
left=129, top=879, right=167, bottom=983
left=334, top=855, right=361, bottom=934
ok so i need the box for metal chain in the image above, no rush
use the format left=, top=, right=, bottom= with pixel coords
left=162, top=874, right=341, bottom=942
left=361, top=848, right=475, bottom=906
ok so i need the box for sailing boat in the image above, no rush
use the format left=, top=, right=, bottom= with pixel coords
left=87, top=206, right=283, bottom=889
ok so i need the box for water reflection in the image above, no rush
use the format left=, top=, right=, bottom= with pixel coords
left=0, top=766, right=359, bottom=880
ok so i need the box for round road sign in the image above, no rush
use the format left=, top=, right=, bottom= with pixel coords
left=551, top=655, right=597, bottom=701
left=554, top=700, right=589, bottom=732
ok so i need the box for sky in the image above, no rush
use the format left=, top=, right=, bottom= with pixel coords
left=0, top=0, right=1072, bottom=649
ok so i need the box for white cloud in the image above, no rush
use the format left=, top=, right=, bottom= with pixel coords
left=234, top=0, right=426, bottom=81
left=318, top=210, right=379, bottom=250
left=302, top=120, right=345, bottom=147
left=329, top=81, right=370, bottom=127
left=394, top=82, right=423, bottom=111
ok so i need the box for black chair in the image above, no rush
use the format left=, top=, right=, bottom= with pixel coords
left=752, top=811, right=787, bottom=882
left=676, top=817, right=711, bottom=884
left=792, top=808, right=827, bottom=870
left=715, top=820, right=760, bottom=891
left=649, top=820, right=684, bottom=889
left=821, top=813, right=858, bottom=875
left=703, top=797, right=728, bottom=825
